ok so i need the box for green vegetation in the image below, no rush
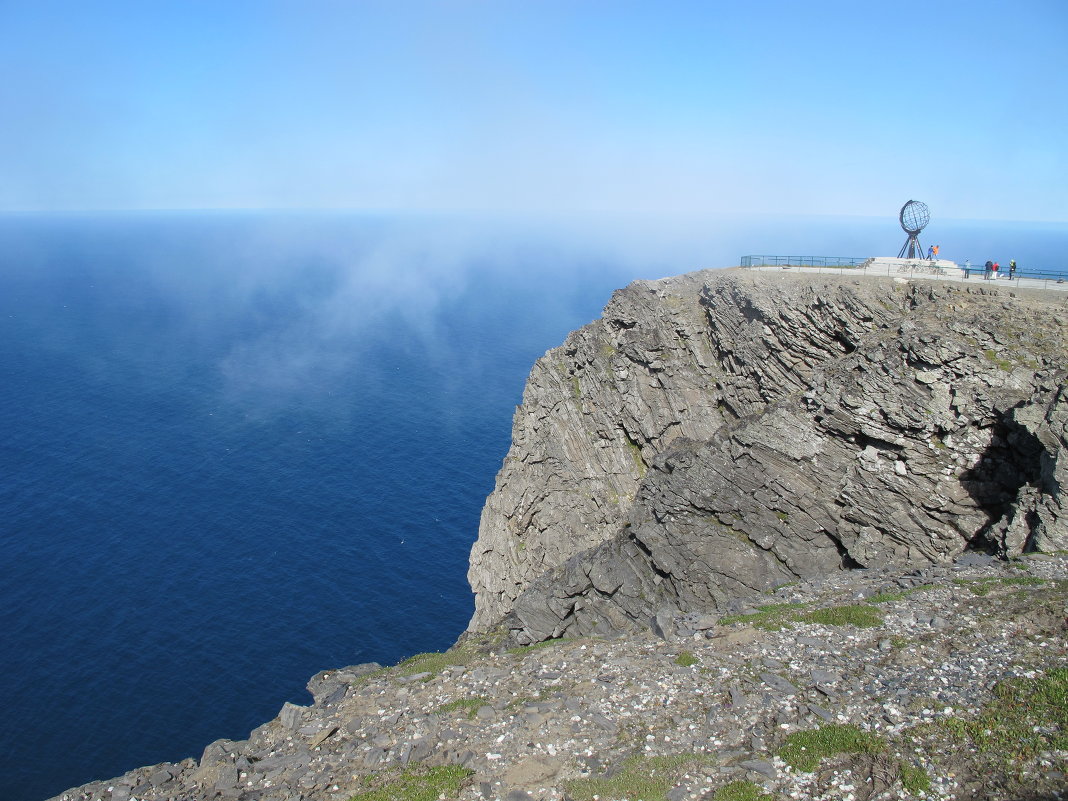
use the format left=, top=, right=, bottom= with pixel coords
left=564, top=753, right=714, bottom=801
left=712, top=779, right=774, bottom=801
left=396, top=649, right=471, bottom=677
left=433, top=697, right=489, bottom=718
left=940, top=667, right=1068, bottom=758
left=508, top=637, right=573, bottom=655
left=953, top=576, right=1046, bottom=596
left=624, top=436, right=647, bottom=476
left=898, top=763, right=931, bottom=794
left=718, top=602, right=883, bottom=631
left=718, top=603, right=809, bottom=631
left=800, top=605, right=883, bottom=628
left=674, top=650, right=698, bottom=667
left=868, top=584, right=938, bottom=604
left=779, top=724, right=933, bottom=795
left=348, top=765, right=472, bottom=801
left=778, top=724, right=886, bottom=772
left=982, top=348, right=1013, bottom=371
left=571, top=375, right=582, bottom=399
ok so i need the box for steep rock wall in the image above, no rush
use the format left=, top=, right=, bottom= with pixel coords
left=468, top=269, right=1068, bottom=640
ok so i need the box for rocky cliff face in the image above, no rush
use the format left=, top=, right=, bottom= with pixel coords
left=468, top=270, right=1068, bottom=643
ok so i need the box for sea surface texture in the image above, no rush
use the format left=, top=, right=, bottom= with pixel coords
left=0, top=212, right=1063, bottom=801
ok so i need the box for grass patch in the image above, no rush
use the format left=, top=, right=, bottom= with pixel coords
left=564, top=753, right=713, bottom=801
left=940, top=667, right=1068, bottom=758
left=868, top=584, right=938, bottom=604
left=953, top=577, right=1046, bottom=596
left=349, top=765, right=472, bottom=801
left=674, top=651, right=698, bottom=667
left=508, top=637, right=572, bottom=655
left=778, top=724, right=885, bottom=772
left=434, top=697, right=489, bottom=718
left=800, top=605, right=883, bottom=628
left=713, top=779, right=773, bottom=801
left=719, top=603, right=882, bottom=631
left=983, top=349, right=1013, bottom=372
left=898, top=763, right=931, bottom=793
left=396, top=649, right=471, bottom=677
left=718, top=603, right=808, bottom=631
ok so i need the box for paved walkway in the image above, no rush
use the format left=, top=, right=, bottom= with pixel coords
left=745, top=263, right=1068, bottom=293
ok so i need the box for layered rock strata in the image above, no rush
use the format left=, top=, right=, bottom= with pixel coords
left=466, top=271, right=1068, bottom=643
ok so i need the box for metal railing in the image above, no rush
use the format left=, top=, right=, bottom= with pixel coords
left=739, top=256, right=1068, bottom=291
left=740, top=255, right=868, bottom=268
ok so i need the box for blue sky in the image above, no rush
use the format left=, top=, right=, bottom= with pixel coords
left=2, top=0, right=1066, bottom=221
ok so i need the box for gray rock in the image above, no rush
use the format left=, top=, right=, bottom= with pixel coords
left=810, top=669, right=840, bottom=684
left=760, top=672, right=798, bottom=695
left=279, top=702, right=305, bottom=730
left=740, top=759, right=777, bottom=779
left=955, top=552, right=995, bottom=566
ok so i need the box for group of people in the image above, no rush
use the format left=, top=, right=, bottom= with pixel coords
left=961, top=259, right=1018, bottom=280
left=926, top=244, right=940, bottom=259
left=981, top=259, right=1017, bottom=279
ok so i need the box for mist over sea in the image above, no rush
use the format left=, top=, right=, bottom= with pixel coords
left=1, top=211, right=1064, bottom=801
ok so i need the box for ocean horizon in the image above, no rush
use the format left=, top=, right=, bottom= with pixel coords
left=2, top=211, right=1065, bottom=801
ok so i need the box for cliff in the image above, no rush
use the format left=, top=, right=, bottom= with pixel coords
left=468, top=270, right=1068, bottom=643
left=50, top=269, right=1068, bottom=801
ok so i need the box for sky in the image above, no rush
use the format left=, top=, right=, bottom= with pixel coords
left=1, top=0, right=1066, bottom=221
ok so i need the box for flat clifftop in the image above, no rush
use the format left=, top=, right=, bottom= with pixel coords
left=468, top=269, right=1068, bottom=643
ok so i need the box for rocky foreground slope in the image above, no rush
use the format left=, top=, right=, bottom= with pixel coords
left=51, top=269, right=1068, bottom=801
left=52, top=556, right=1068, bottom=801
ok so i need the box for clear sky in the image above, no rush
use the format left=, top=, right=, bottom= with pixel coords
left=2, top=0, right=1066, bottom=221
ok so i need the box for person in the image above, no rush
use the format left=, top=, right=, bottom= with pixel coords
left=933, top=245, right=940, bottom=258
left=992, top=261, right=1000, bottom=279
left=1009, top=259, right=1017, bottom=278
left=984, top=260, right=993, bottom=279
left=927, top=245, right=934, bottom=260
left=964, top=259, right=971, bottom=278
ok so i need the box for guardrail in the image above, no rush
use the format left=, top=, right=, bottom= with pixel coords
left=740, top=255, right=868, bottom=268
left=739, top=256, right=1068, bottom=291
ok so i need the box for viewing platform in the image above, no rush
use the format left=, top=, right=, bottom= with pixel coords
left=740, top=255, right=1068, bottom=292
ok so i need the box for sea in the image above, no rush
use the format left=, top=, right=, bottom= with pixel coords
left=1, top=211, right=1065, bottom=801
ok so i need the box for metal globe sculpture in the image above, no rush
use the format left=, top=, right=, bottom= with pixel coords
left=897, top=199, right=930, bottom=259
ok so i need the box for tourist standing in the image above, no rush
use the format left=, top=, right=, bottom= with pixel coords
left=992, top=261, right=1000, bottom=279
left=984, top=260, right=993, bottom=279
left=1010, top=259, right=1017, bottom=279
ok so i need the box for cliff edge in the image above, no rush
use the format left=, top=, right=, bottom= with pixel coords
left=468, top=269, right=1068, bottom=642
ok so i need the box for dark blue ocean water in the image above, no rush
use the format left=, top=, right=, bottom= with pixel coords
left=1, top=212, right=1064, bottom=801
